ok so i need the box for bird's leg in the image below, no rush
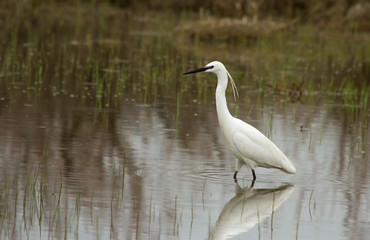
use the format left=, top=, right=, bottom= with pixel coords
left=252, top=169, right=256, bottom=182
left=233, top=171, right=238, bottom=181
left=234, top=159, right=244, bottom=181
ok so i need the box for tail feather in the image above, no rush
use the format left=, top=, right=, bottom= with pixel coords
left=282, top=162, right=296, bottom=174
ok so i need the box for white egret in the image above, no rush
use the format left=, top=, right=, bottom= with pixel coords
left=183, top=61, right=296, bottom=181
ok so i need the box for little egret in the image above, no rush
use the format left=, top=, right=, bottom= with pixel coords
left=183, top=61, right=296, bottom=181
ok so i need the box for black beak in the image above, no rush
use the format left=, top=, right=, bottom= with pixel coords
left=182, top=67, right=208, bottom=75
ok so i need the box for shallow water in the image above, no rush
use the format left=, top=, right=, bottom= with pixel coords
left=0, top=5, right=370, bottom=240
left=0, top=89, right=369, bottom=240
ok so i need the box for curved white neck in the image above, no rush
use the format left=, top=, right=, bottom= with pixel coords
left=215, top=71, right=233, bottom=124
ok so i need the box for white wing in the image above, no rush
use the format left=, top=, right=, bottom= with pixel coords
left=231, top=119, right=296, bottom=173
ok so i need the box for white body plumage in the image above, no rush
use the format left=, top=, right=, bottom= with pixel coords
left=183, top=61, right=296, bottom=180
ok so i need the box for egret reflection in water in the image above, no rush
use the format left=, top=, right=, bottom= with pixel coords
left=212, top=183, right=294, bottom=240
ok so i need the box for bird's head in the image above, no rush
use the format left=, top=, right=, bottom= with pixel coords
left=182, top=61, right=225, bottom=75
left=182, top=61, right=239, bottom=100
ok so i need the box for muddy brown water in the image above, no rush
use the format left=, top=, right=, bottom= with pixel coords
left=0, top=88, right=369, bottom=239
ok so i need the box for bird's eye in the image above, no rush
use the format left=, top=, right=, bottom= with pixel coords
left=205, top=65, right=214, bottom=70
